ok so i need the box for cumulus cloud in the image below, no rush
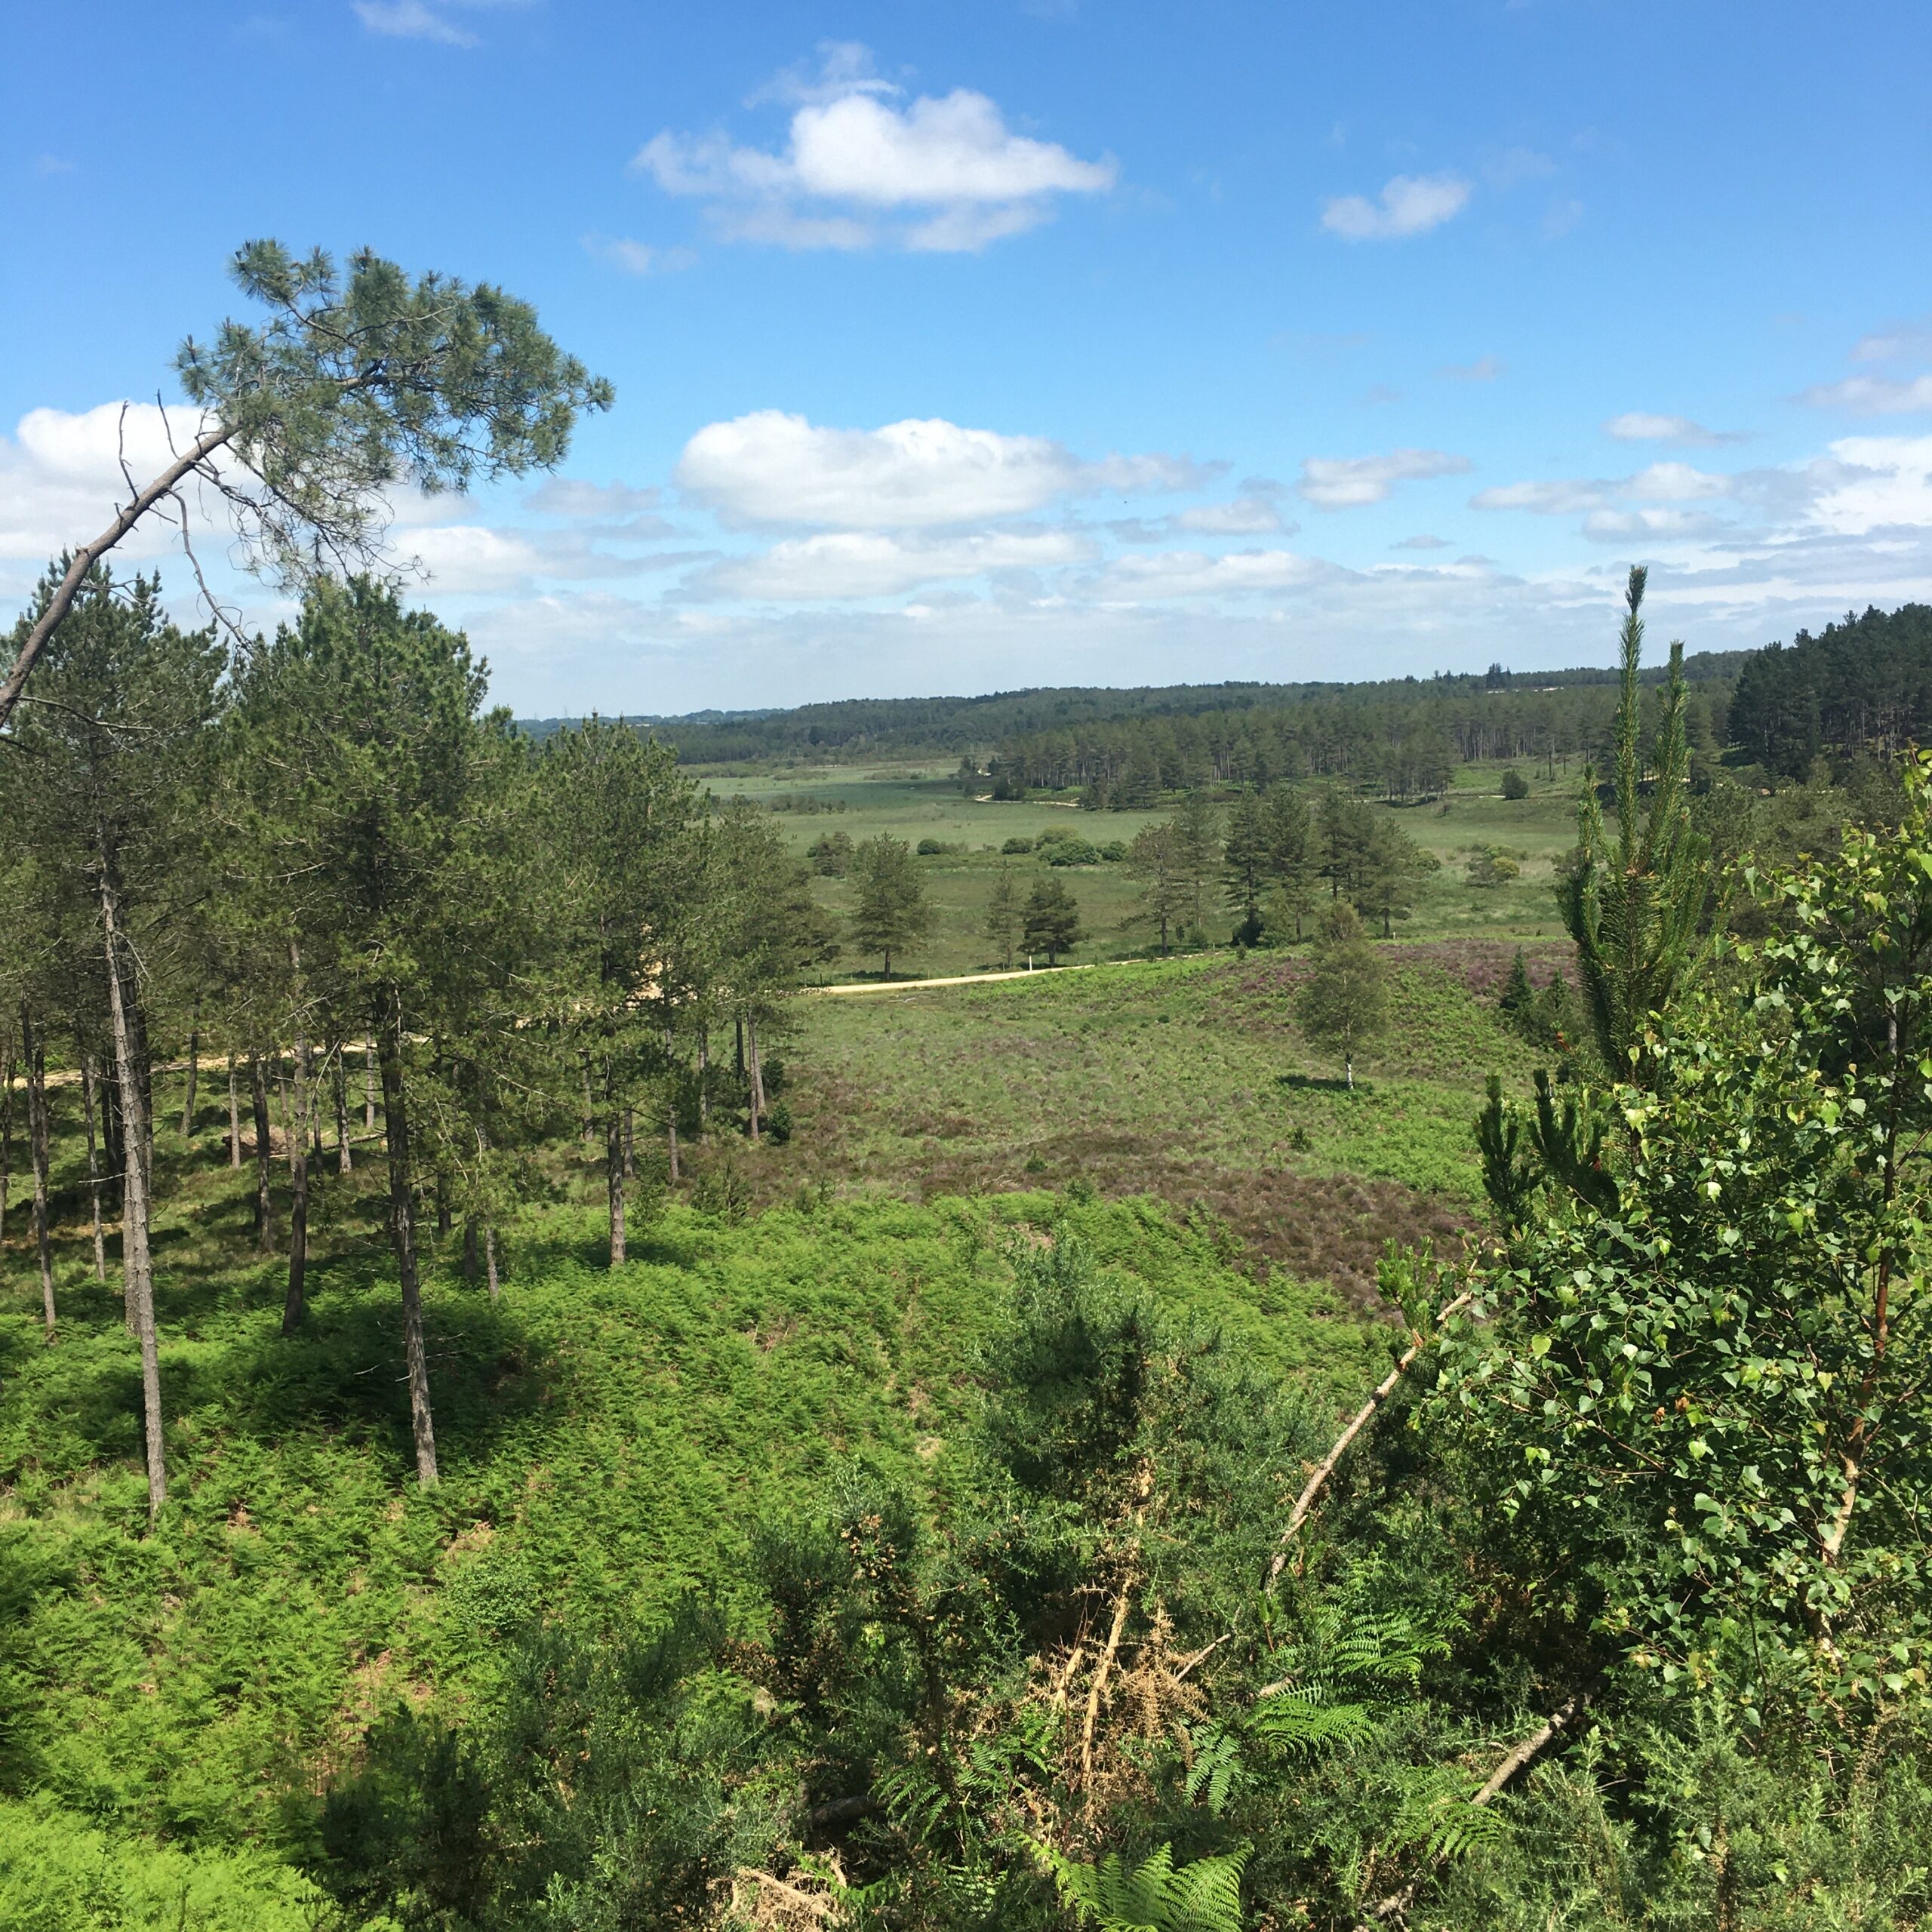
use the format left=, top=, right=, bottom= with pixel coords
left=1436, top=355, right=1505, bottom=382
left=1805, top=435, right=1932, bottom=534
left=1321, top=174, right=1470, bottom=241
left=525, top=478, right=665, bottom=520
left=1470, top=477, right=1615, bottom=514
left=1801, top=374, right=1932, bottom=416
left=635, top=48, right=1115, bottom=253
left=1580, top=508, right=1732, bottom=544
left=694, top=528, right=1094, bottom=601
left=1626, top=462, right=1734, bottom=503
left=1391, top=534, right=1450, bottom=550
left=1297, top=449, right=1471, bottom=509
left=1174, top=496, right=1291, bottom=534
left=1604, top=411, right=1745, bottom=447
left=1851, top=317, right=1932, bottom=364
left=1095, top=549, right=1323, bottom=601
left=676, top=411, right=1204, bottom=529
left=0, top=401, right=233, bottom=565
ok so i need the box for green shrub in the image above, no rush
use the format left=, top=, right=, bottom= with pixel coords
left=1001, top=835, right=1035, bottom=855
left=1500, top=768, right=1530, bottom=799
left=1044, top=836, right=1100, bottom=866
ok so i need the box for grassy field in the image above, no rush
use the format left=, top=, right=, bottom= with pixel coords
left=761, top=942, right=1553, bottom=1302
left=702, top=759, right=1584, bottom=978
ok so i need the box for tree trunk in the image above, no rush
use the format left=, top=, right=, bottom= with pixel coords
left=377, top=989, right=438, bottom=1487
left=1345, top=1050, right=1355, bottom=1092
left=80, top=1051, right=106, bottom=1282
left=249, top=1051, right=274, bottom=1253
left=697, top=1030, right=709, bottom=1135
left=435, top=1172, right=452, bottom=1238
left=127, top=968, right=155, bottom=1202
left=735, top=1017, right=745, bottom=1088
left=0, top=1030, right=13, bottom=1244
left=180, top=998, right=200, bottom=1138
left=608, top=1112, right=626, bottom=1266
left=333, top=1047, right=352, bottom=1174
left=746, top=1019, right=762, bottom=1145
left=101, top=872, right=165, bottom=1523
left=22, top=1010, right=54, bottom=1343
left=580, top=1059, right=595, bottom=1146
left=283, top=970, right=310, bottom=1336
left=484, top=1225, right=500, bottom=1301
left=623, top=1106, right=635, bottom=1180
left=103, top=1063, right=125, bottom=1214
left=226, top=1051, right=242, bottom=1170
left=364, top=1035, right=377, bottom=1132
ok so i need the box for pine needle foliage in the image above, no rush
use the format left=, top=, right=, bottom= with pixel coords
left=1561, top=565, right=1706, bottom=1086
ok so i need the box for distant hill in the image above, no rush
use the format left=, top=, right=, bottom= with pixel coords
left=515, top=650, right=1752, bottom=769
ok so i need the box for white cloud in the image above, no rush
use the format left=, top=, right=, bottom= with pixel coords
left=1580, top=508, right=1731, bottom=544
left=0, top=401, right=232, bottom=564
left=1542, top=198, right=1585, bottom=239
left=1174, top=497, right=1290, bottom=534
left=1297, top=448, right=1471, bottom=509
left=353, top=0, right=475, bottom=44
left=1627, top=462, right=1734, bottom=503
left=696, top=528, right=1094, bottom=600
left=1484, top=146, right=1555, bottom=189
left=1604, top=411, right=1743, bottom=447
left=1391, top=534, right=1449, bottom=550
left=1436, top=355, right=1505, bottom=382
left=1470, top=477, right=1614, bottom=514
left=525, top=478, right=664, bottom=519
left=635, top=51, right=1115, bottom=253
left=1851, top=316, right=1932, bottom=363
left=1321, top=174, right=1469, bottom=241
left=582, top=235, right=696, bottom=275
left=676, top=411, right=1204, bottom=529
left=1806, top=435, right=1932, bottom=534
left=1096, top=549, right=1322, bottom=600
left=1801, top=374, right=1932, bottom=416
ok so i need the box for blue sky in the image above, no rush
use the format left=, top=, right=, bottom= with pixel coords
left=5, top=1, right=1931, bottom=715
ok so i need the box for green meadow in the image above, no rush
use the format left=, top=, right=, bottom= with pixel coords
left=703, top=759, right=1583, bottom=978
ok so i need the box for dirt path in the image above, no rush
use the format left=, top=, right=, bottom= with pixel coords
left=808, top=959, right=1148, bottom=997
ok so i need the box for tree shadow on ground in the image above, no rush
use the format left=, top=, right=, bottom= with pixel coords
left=1275, top=1072, right=1362, bottom=1095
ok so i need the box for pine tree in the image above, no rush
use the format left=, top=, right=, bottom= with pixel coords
left=1263, top=784, right=1316, bottom=939
left=1561, top=565, right=1706, bottom=1086
left=1127, top=821, right=1189, bottom=955
left=851, top=835, right=932, bottom=977
left=983, top=865, right=1020, bottom=969
left=1221, top=788, right=1270, bottom=941
left=1021, top=878, right=1086, bottom=966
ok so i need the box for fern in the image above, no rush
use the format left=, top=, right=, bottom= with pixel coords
left=1033, top=1838, right=1251, bottom=1932
left=1183, top=1724, right=1247, bottom=1815
left=1248, top=1688, right=1377, bottom=1757
left=1387, top=1768, right=1512, bottom=1865
left=1268, top=1605, right=1444, bottom=1701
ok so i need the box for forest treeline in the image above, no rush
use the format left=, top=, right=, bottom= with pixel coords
left=543, top=600, right=1932, bottom=810
left=522, top=654, right=1747, bottom=770
left=1727, top=601, right=1932, bottom=777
